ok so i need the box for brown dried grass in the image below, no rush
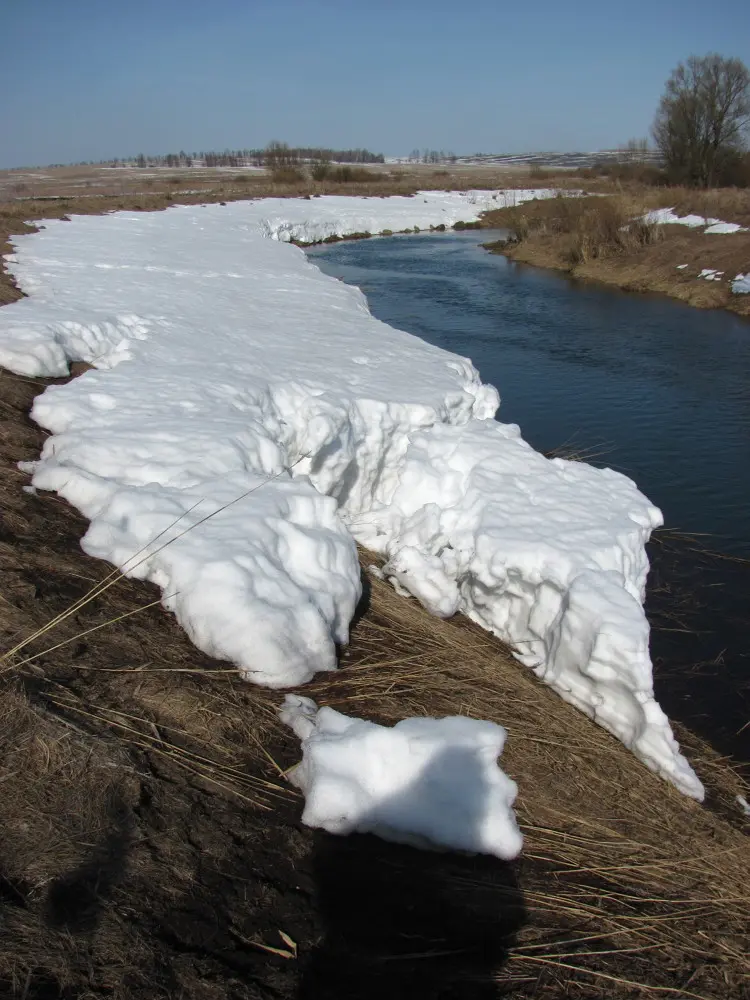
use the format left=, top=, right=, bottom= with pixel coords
left=482, top=190, right=750, bottom=318
left=2, top=539, right=748, bottom=998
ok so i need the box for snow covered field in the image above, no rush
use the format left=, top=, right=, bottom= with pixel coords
left=0, top=191, right=703, bottom=801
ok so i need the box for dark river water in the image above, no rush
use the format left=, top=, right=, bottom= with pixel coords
left=309, top=232, right=750, bottom=764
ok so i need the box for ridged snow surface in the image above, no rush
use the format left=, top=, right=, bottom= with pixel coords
left=0, top=193, right=703, bottom=799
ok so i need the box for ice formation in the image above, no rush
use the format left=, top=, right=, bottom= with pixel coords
left=0, top=192, right=703, bottom=798
left=280, top=695, right=523, bottom=858
left=732, top=273, right=750, bottom=294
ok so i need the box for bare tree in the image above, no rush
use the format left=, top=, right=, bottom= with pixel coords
left=652, top=54, right=750, bottom=186
left=620, top=137, right=649, bottom=162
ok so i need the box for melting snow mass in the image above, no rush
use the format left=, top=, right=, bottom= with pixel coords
left=0, top=191, right=703, bottom=801
left=280, top=695, right=523, bottom=857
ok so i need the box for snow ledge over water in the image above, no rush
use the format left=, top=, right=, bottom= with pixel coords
left=0, top=193, right=703, bottom=800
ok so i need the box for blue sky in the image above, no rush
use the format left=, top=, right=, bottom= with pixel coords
left=1, top=0, right=749, bottom=168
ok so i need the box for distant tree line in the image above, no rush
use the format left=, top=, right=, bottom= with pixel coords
left=94, top=144, right=385, bottom=170
left=407, top=149, right=457, bottom=164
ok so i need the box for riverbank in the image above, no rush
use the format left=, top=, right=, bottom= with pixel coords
left=1, top=368, right=748, bottom=999
left=0, top=161, right=576, bottom=306
left=481, top=191, right=750, bottom=317
left=311, top=228, right=750, bottom=766
left=1, top=190, right=748, bottom=997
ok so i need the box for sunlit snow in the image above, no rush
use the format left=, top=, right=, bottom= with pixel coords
left=280, top=694, right=523, bottom=857
left=0, top=192, right=703, bottom=799
left=644, top=208, right=746, bottom=234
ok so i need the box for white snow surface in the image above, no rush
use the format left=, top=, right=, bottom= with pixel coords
left=280, top=695, right=523, bottom=857
left=732, top=273, right=750, bottom=294
left=644, top=208, right=746, bottom=234
left=0, top=192, right=703, bottom=800
left=699, top=268, right=724, bottom=282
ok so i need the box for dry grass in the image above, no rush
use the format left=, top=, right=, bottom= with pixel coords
left=669, top=187, right=750, bottom=228
left=1, top=514, right=748, bottom=996
left=482, top=189, right=750, bottom=317
left=485, top=193, right=665, bottom=266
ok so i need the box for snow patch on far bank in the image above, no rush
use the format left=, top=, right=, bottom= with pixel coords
left=0, top=193, right=703, bottom=799
left=732, top=273, right=750, bottom=294
left=280, top=695, right=523, bottom=858
left=644, top=208, right=746, bottom=234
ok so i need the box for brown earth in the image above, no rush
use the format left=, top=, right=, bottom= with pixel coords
left=1, top=362, right=749, bottom=998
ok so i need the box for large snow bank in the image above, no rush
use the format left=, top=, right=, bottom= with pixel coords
left=280, top=695, right=523, bottom=858
left=0, top=192, right=703, bottom=799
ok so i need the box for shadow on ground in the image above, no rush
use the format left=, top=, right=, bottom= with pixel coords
left=297, top=746, right=525, bottom=999
left=45, top=790, right=133, bottom=935
left=300, top=834, right=524, bottom=999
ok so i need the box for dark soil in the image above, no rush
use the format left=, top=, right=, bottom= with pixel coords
left=0, top=369, right=526, bottom=999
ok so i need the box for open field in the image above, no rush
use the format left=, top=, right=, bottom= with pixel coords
left=1, top=363, right=749, bottom=998
left=0, top=161, right=582, bottom=308
left=0, top=161, right=562, bottom=203
left=2, top=162, right=749, bottom=318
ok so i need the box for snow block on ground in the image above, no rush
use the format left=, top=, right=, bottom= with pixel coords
left=0, top=193, right=703, bottom=798
left=280, top=695, right=523, bottom=858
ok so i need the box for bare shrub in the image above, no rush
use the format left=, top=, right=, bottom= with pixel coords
left=491, top=196, right=663, bottom=265
left=270, top=164, right=307, bottom=185
left=311, top=160, right=330, bottom=182
left=326, top=165, right=381, bottom=183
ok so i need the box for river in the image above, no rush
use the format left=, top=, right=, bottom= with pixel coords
left=309, top=231, right=750, bottom=763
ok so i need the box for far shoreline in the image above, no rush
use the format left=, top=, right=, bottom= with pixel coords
left=479, top=198, right=750, bottom=319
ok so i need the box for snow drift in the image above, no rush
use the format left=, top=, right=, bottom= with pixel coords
left=0, top=192, right=703, bottom=799
left=280, top=695, right=523, bottom=858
